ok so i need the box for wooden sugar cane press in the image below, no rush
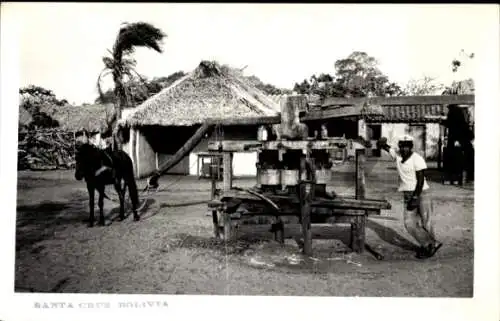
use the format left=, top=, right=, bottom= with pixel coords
left=207, top=95, right=391, bottom=260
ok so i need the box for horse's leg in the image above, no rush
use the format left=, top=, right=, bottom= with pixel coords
left=87, top=183, right=95, bottom=227
left=114, top=179, right=125, bottom=221
left=97, top=185, right=105, bottom=226
left=126, top=176, right=140, bottom=221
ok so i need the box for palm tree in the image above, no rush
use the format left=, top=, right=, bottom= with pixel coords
left=97, top=22, right=166, bottom=149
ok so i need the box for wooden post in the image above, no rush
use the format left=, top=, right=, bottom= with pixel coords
left=299, top=182, right=313, bottom=256
left=222, top=210, right=233, bottom=241
left=197, top=154, right=200, bottom=178
left=353, top=149, right=367, bottom=253
left=437, top=124, right=443, bottom=170
left=211, top=175, right=219, bottom=238
left=355, top=149, right=366, bottom=200
left=223, top=152, right=233, bottom=191
left=273, top=217, right=285, bottom=244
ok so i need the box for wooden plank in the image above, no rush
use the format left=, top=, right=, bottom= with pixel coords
left=302, top=106, right=364, bottom=121
left=322, top=94, right=475, bottom=108
left=205, top=115, right=280, bottom=126
left=218, top=190, right=391, bottom=210
left=236, top=208, right=369, bottom=216
left=208, top=139, right=349, bottom=152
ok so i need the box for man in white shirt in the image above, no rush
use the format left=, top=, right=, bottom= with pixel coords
left=378, top=135, right=442, bottom=259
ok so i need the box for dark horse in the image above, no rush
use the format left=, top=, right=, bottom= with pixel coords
left=74, top=131, right=140, bottom=227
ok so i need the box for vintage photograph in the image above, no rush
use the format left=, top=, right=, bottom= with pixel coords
left=7, top=3, right=485, bottom=299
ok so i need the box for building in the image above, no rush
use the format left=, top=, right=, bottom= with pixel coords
left=313, top=95, right=475, bottom=162
left=118, top=61, right=280, bottom=178
left=37, top=103, right=114, bottom=147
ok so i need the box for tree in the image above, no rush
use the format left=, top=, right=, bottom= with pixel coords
left=402, top=76, right=444, bottom=96
left=96, top=22, right=166, bottom=147
left=95, top=71, right=186, bottom=105
left=293, top=52, right=404, bottom=98
left=443, top=50, right=475, bottom=95
left=19, top=85, right=68, bottom=129
left=334, top=51, right=403, bottom=97
left=246, top=75, right=292, bottom=95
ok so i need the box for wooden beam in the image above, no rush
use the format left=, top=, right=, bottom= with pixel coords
left=205, top=115, right=280, bottom=126
left=302, top=106, right=365, bottom=121
left=322, top=95, right=474, bottom=108
left=208, top=139, right=349, bottom=152
left=218, top=190, right=391, bottom=210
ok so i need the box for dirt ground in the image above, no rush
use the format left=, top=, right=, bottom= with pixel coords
left=14, top=160, right=474, bottom=297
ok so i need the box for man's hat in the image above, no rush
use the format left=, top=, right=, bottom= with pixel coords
left=398, top=134, right=414, bottom=142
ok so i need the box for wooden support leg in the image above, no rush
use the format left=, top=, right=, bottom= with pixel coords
left=350, top=219, right=357, bottom=250
left=222, top=210, right=233, bottom=241
left=212, top=210, right=220, bottom=239
left=365, top=244, right=384, bottom=260
left=272, top=217, right=285, bottom=244
left=356, top=215, right=366, bottom=253
left=350, top=215, right=366, bottom=253
left=300, top=183, right=313, bottom=256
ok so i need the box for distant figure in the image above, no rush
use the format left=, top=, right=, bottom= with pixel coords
left=320, top=124, right=328, bottom=139
left=378, top=135, right=443, bottom=259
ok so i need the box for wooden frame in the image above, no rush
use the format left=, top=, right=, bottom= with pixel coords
left=207, top=139, right=390, bottom=259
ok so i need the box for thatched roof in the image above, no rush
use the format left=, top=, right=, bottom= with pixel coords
left=120, top=61, right=280, bottom=127
left=39, top=103, right=114, bottom=132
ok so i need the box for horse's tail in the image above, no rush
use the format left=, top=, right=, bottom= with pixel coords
left=123, top=153, right=139, bottom=208
left=127, top=175, right=139, bottom=209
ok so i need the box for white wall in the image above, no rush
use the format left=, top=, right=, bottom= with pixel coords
left=379, top=123, right=407, bottom=160
left=232, top=152, right=258, bottom=176
left=425, top=123, right=441, bottom=160
left=377, top=123, right=441, bottom=161
left=189, top=151, right=257, bottom=177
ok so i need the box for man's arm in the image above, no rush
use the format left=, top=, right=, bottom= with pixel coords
left=412, top=154, right=427, bottom=198
left=413, top=169, right=425, bottom=198
left=378, top=141, right=397, bottom=161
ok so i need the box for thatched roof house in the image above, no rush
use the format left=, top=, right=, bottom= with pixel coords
left=39, top=103, right=114, bottom=133
left=120, top=61, right=279, bottom=127
left=118, top=60, right=284, bottom=179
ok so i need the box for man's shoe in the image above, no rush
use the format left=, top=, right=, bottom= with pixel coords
left=416, top=242, right=442, bottom=259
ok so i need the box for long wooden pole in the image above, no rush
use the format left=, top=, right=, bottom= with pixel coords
left=353, top=148, right=367, bottom=253
left=355, top=149, right=366, bottom=200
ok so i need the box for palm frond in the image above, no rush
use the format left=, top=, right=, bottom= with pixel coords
left=113, top=22, right=166, bottom=58
left=97, top=68, right=112, bottom=101
left=122, top=57, right=137, bottom=68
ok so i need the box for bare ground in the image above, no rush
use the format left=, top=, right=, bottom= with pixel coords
left=14, top=160, right=474, bottom=296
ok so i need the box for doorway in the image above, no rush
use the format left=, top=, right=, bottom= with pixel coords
left=367, top=124, right=382, bottom=157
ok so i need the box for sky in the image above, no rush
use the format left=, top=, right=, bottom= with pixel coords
left=4, top=3, right=493, bottom=105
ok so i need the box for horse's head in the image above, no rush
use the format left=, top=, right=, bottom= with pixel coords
left=74, top=143, right=88, bottom=181
left=74, top=129, right=94, bottom=181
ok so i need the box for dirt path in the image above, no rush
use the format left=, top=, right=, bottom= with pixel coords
left=14, top=165, right=474, bottom=297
